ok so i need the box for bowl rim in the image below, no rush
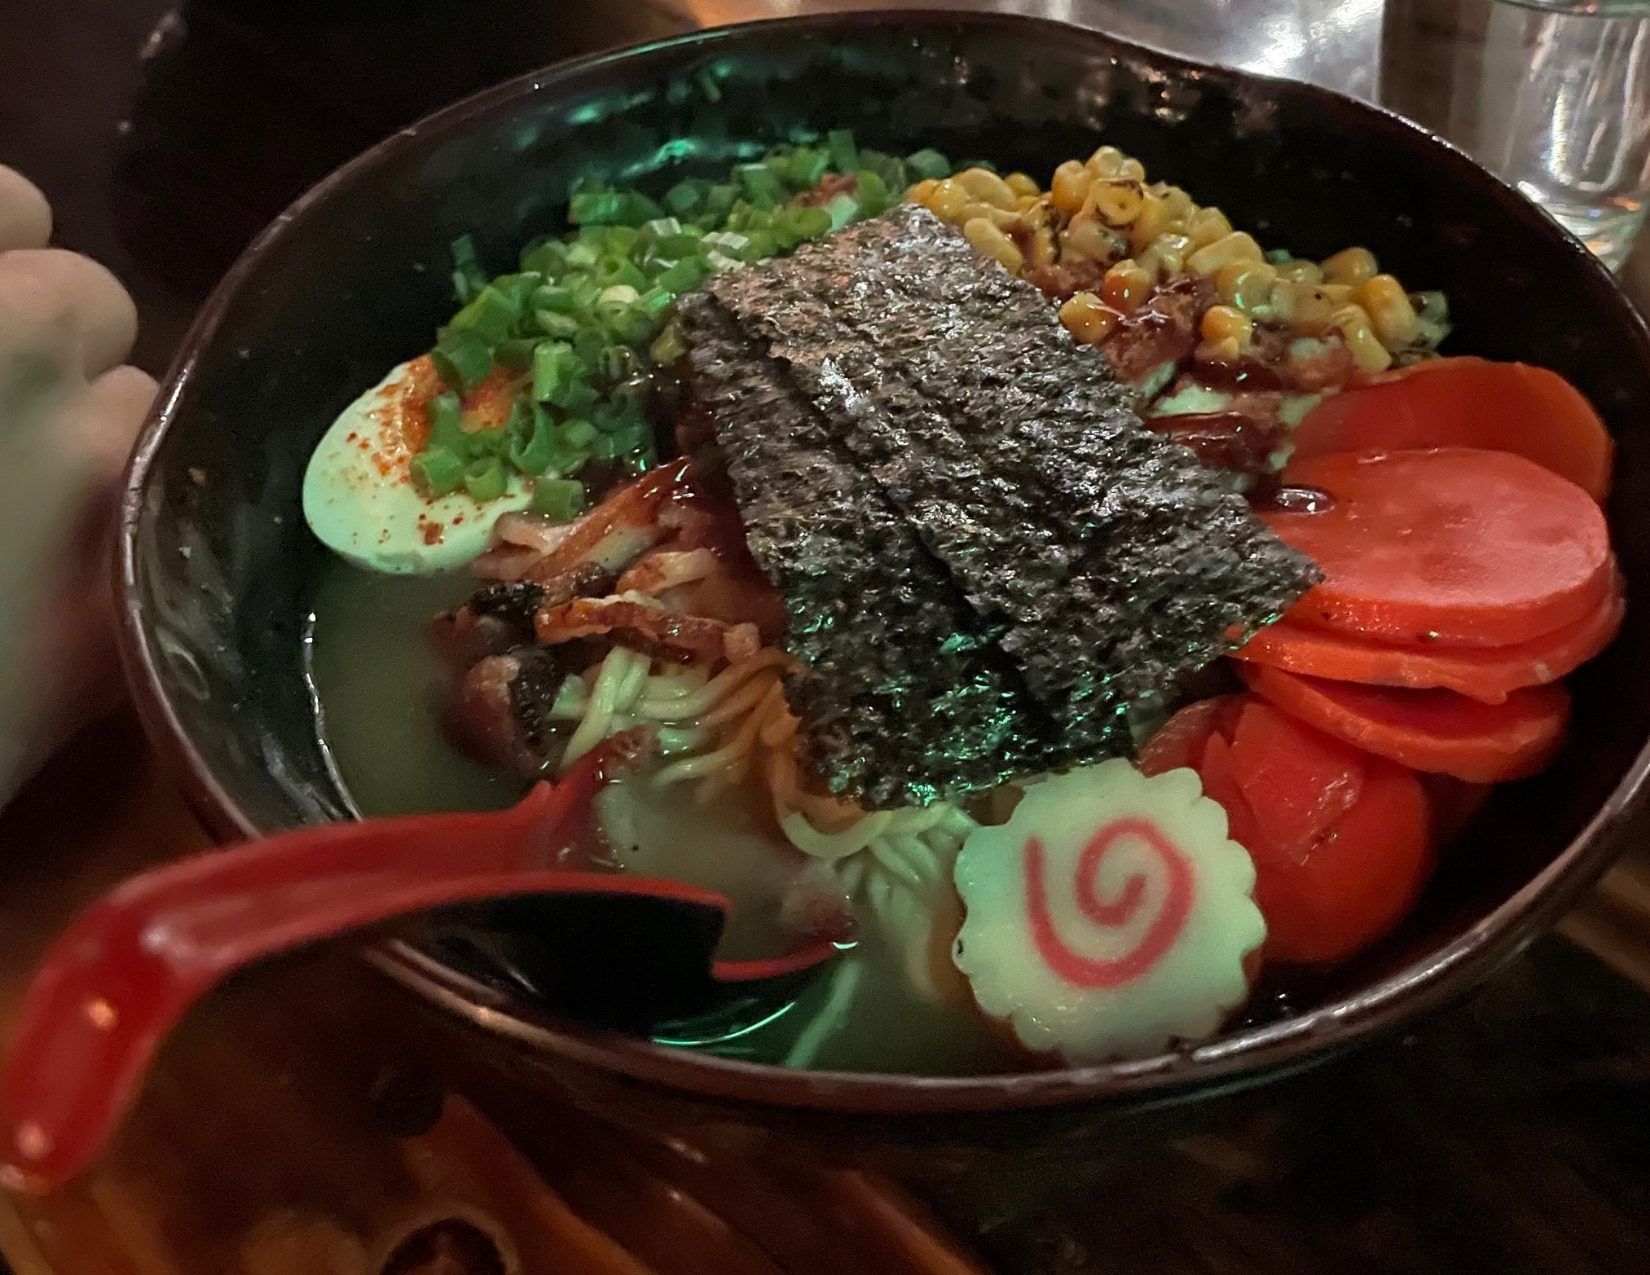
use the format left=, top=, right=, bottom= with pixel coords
left=118, top=6, right=1650, bottom=1116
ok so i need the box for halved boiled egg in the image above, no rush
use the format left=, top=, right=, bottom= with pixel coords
left=302, top=356, right=532, bottom=574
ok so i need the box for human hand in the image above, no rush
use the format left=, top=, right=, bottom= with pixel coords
left=0, top=166, right=157, bottom=805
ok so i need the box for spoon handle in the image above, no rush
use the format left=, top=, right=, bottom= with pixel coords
left=0, top=755, right=606, bottom=1195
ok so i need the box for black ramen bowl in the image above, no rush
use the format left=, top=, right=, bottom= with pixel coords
left=119, top=10, right=1650, bottom=1167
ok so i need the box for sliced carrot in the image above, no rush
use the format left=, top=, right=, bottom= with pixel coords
left=1291, top=357, right=1613, bottom=501
left=1196, top=733, right=1263, bottom=849
left=1197, top=723, right=1431, bottom=965
left=1236, top=663, right=1569, bottom=783
left=1137, top=695, right=1242, bottom=776
left=1227, top=698, right=1366, bottom=854
left=1245, top=757, right=1432, bottom=965
left=1266, top=449, right=1612, bottom=647
left=1231, top=583, right=1623, bottom=704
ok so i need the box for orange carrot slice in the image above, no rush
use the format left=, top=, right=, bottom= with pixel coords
left=1265, top=449, right=1612, bottom=647
left=1227, top=698, right=1366, bottom=854
left=1232, top=583, right=1623, bottom=703
left=1236, top=663, right=1569, bottom=782
left=1138, top=695, right=1243, bottom=776
left=1198, top=727, right=1431, bottom=966
left=1291, top=357, right=1613, bottom=501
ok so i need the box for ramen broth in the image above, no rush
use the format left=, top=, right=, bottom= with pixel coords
left=304, top=560, right=1017, bottom=1073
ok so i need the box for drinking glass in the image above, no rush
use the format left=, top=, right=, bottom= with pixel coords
left=1384, top=0, right=1650, bottom=269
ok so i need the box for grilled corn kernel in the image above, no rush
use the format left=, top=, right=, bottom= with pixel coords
left=907, top=178, right=940, bottom=206
left=1357, top=273, right=1420, bottom=348
left=1187, top=230, right=1265, bottom=277
left=1085, top=179, right=1146, bottom=226
left=1275, top=258, right=1324, bottom=286
left=1186, top=206, right=1234, bottom=250
left=963, top=217, right=1025, bottom=273
left=1331, top=303, right=1393, bottom=373
left=1201, top=304, right=1254, bottom=348
left=1135, top=240, right=1185, bottom=281
left=1051, top=160, right=1094, bottom=217
left=1290, top=285, right=1339, bottom=335
left=1062, top=216, right=1122, bottom=262
left=1118, top=156, right=1147, bottom=182
left=1260, top=278, right=1297, bottom=324
left=1128, top=194, right=1172, bottom=252
left=1157, top=184, right=1196, bottom=221
left=1006, top=171, right=1040, bottom=197
left=1319, top=282, right=1355, bottom=305
left=1086, top=145, right=1126, bottom=177
left=1213, top=260, right=1279, bottom=312
left=1013, top=193, right=1044, bottom=213
left=960, top=201, right=1021, bottom=229
left=1102, top=260, right=1154, bottom=313
left=1322, top=246, right=1378, bottom=286
left=927, top=178, right=972, bottom=221
left=1028, top=224, right=1058, bottom=269
left=1060, top=291, right=1119, bottom=343
left=956, top=167, right=1018, bottom=209
left=1196, top=336, right=1244, bottom=364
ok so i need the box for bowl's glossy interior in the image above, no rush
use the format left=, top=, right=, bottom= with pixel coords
left=121, top=11, right=1650, bottom=1135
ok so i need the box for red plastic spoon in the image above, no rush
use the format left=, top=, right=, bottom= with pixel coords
left=0, top=745, right=840, bottom=1195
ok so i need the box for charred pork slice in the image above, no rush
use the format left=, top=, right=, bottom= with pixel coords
left=677, top=294, right=1078, bottom=809
left=449, top=645, right=568, bottom=778
left=703, top=204, right=1318, bottom=739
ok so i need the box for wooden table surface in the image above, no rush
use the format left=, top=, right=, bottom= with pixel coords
left=8, top=3, right=1650, bottom=1271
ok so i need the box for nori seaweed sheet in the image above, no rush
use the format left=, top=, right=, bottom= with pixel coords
left=676, top=293, right=1087, bottom=808
left=704, top=204, right=1317, bottom=741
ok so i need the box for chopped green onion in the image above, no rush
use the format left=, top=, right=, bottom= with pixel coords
left=652, top=257, right=706, bottom=294
left=638, top=284, right=675, bottom=316
left=520, top=237, right=569, bottom=276
left=786, top=147, right=829, bottom=189
left=702, top=230, right=750, bottom=256
left=826, top=129, right=859, bottom=172
left=409, top=446, right=465, bottom=499
left=505, top=401, right=558, bottom=475
left=561, top=418, right=599, bottom=449
left=446, top=282, right=524, bottom=343
left=450, top=234, right=486, bottom=304
left=824, top=191, right=860, bottom=230
left=593, top=421, right=652, bottom=460
left=854, top=169, right=892, bottom=216
left=598, top=284, right=641, bottom=307
left=642, top=216, right=684, bottom=240
left=905, top=148, right=951, bottom=182
left=599, top=344, right=640, bottom=383
left=653, top=231, right=704, bottom=259
left=572, top=327, right=609, bottom=366
left=568, top=188, right=623, bottom=226
left=665, top=180, right=707, bottom=217
left=696, top=70, right=722, bottom=102
left=734, top=162, right=785, bottom=209
left=427, top=392, right=494, bottom=466
left=649, top=322, right=687, bottom=366
left=702, top=183, right=740, bottom=222
left=532, top=477, right=587, bottom=521
left=493, top=337, right=539, bottom=371
left=431, top=329, right=493, bottom=392
left=861, top=151, right=908, bottom=195
left=534, top=310, right=582, bottom=339
left=533, top=283, right=579, bottom=313
left=463, top=455, right=508, bottom=502
left=532, top=341, right=585, bottom=406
